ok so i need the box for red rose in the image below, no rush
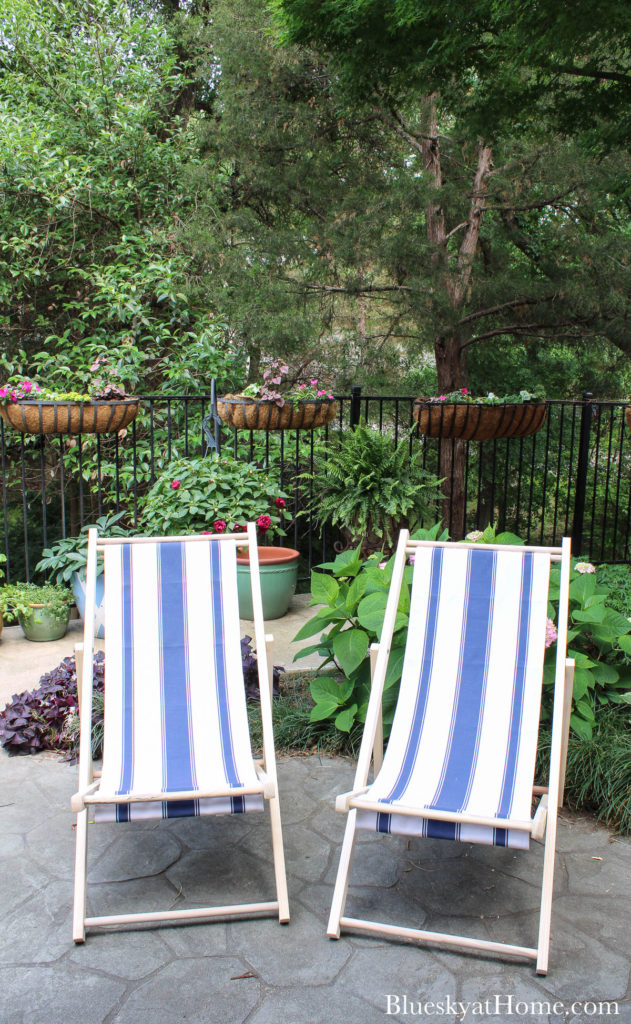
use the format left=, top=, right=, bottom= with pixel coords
left=213, top=519, right=227, bottom=533
left=275, top=497, right=286, bottom=509
left=257, top=514, right=272, bottom=532
left=170, top=479, right=181, bottom=490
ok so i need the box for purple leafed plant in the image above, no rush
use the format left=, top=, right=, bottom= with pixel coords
left=0, top=652, right=105, bottom=756
left=241, top=636, right=283, bottom=700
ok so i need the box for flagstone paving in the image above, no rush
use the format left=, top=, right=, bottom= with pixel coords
left=1, top=749, right=630, bottom=1024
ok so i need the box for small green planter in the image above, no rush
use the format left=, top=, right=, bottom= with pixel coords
left=18, top=602, right=71, bottom=642
left=237, top=547, right=300, bottom=620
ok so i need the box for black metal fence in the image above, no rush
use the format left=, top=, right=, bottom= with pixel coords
left=1, top=390, right=630, bottom=584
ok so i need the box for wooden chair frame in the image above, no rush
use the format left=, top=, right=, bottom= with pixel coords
left=72, top=523, right=289, bottom=942
left=327, top=532, right=573, bottom=975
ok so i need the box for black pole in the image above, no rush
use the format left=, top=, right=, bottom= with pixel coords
left=349, top=385, right=362, bottom=429
left=571, top=391, right=593, bottom=556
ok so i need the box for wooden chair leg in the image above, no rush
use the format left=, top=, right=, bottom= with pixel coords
left=72, top=809, right=89, bottom=943
left=327, top=809, right=358, bottom=939
left=269, top=795, right=290, bottom=923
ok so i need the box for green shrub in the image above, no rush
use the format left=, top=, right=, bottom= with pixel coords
left=293, top=524, right=448, bottom=735
left=305, top=422, right=443, bottom=555
left=140, top=454, right=288, bottom=538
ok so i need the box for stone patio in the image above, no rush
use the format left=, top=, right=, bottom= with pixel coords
left=1, top=604, right=631, bottom=1023
left=1, top=748, right=630, bottom=1024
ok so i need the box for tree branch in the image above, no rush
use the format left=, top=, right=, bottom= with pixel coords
left=458, top=296, right=553, bottom=326
left=463, top=320, right=581, bottom=346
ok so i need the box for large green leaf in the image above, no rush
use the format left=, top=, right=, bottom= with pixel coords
left=310, top=571, right=340, bottom=605
left=333, top=628, right=369, bottom=676
left=384, top=645, right=406, bottom=690
left=293, top=607, right=341, bottom=642
left=618, top=635, right=631, bottom=655
left=356, top=591, right=387, bottom=633
left=572, top=605, right=606, bottom=625
left=346, top=572, right=369, bottom=613
left=335, top=704, right=358, bottom=732
left=310, top=675, right=353, bottom=705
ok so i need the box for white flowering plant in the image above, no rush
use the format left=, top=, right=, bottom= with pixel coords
left=425, top=387, right=544, bottom=405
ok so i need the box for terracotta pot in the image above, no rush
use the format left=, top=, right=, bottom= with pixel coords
left=236, top=545, right=300, bottom=619
left=217, top=395, right=337, bottom=430
left=0, top=399, right=140, bottom=435
left=413, top=399, right=548, bottom=441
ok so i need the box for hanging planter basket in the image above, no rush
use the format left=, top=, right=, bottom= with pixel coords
left=625, top=406, right=631, bottom=431
left=0, top=399, right=141, bottom=435
left=217, top=394, right=337, bottom=431
left=413, top=399, right=548, bottom=441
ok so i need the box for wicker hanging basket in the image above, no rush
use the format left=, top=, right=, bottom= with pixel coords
left=0, top=399, right=141, bottom=435
left=413, top=399, right=548, bottom=441
left=217, top=395, right=338, bottom=430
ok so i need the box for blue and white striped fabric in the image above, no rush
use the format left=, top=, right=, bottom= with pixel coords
left=95, top=540, right=263, bottom=823
left=356, top=546, right=550, bottom=849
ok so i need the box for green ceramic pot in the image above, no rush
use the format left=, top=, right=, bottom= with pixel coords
left=18, top=602, right=71, bottom=641
left=236, top=546, right=300, bottom=620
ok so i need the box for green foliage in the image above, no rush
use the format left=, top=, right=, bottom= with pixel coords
left=544, top=562, right=631, bottom=739
left=0, top=0, right=242, bottom=395
left=140, top=454, right=288, bottom=537
left=36, top=513, right=129, bottom=585
left=462, top=524, right=525, bottom=546
left=294, top=523, right=447, bottom=734
left=306, top=423, right=443, bottom=554
left=0, top=581, right=72, bottom=621
left=537, top=707, right=631, bottom=836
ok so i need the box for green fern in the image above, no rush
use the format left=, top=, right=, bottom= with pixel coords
left=307, top=422, right=442, bottom=554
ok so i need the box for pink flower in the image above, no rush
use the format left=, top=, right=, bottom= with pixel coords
left=438, top=395, right=446, bottom=401
left=22, top=381, right=32, bottom=393
left=575, top=561, right=596, bottom=574
left=232, top=523, right=243, bottom=532
left=275, top=497, right=286, bottom=508
left=545, top=617, right=557, bottom=648
left=201, top=530, right=212, bottom=535
left=310, top=379, right=318, bottom=386
left=328, top=392, right=334, bottom=399
left=0, top=387, right=8, bottom=398
left=257, top=514, right=272, bottom=532
left=213, top=519, right=227, bottom=533
left=9, top=391, right=17, bottom=402
left=317, top=389, right=325, bottom=397
left=171, top=479, right=181, bottom=490
left=298, top=383, right=306, bottom=390
left=461, top=388, right=469, bottom=394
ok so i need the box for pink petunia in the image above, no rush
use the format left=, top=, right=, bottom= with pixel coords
left=171, top=480, right=181, bottom=490
left=310, top=379, right=318, bottom=386
left=22, top=381, right=32, bottom=393
left=317, top=390, right=325, bottom=397
left=438, top=395, right=446, bottom=401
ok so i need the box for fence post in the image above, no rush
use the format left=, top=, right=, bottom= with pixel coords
left=571, top=392, right=593, bottom=556
left=349, top=385, right=362, bottom=429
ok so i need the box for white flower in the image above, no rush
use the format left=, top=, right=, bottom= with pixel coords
left=575, top=561, right=596, bottom=574
left=465, top=530, right=484, bottom=542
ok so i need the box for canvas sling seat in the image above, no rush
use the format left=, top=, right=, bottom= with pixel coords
left=327, top=533, right=573, bottom=975
left=71, top=524, right=289, bottom=942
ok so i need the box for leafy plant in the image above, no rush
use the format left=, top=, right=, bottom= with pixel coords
left=0, top=582, right=72, bottom=623
left=0, top=652, right=105, bottom=758
left=463, top=523, right=525, bottom=545
left=305, top=422, right=443, bottom=555
left=544, top=561, right=631, bottom=739
left=294, top=523, right=448, bottom=734
left=238, top=359, right=335, bottom=407
left=424, top=387, right=545, bottom=405
left=140, top=454, right=287, bottom=538
left=36, top=512, right=129, bottom=584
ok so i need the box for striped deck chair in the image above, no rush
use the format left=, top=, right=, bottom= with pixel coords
left=71, top=524, right=289, bottom=942
left=328, top=532, right=573, bottom=975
